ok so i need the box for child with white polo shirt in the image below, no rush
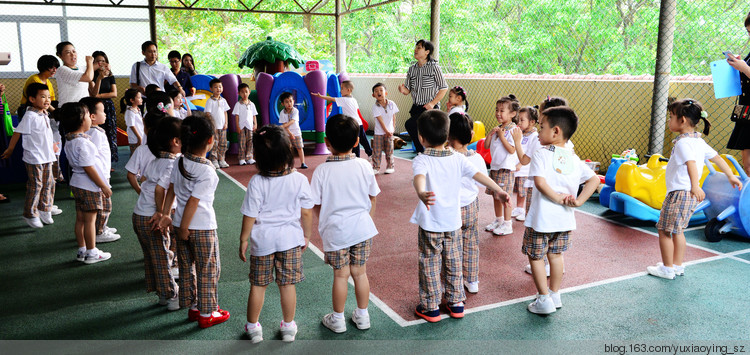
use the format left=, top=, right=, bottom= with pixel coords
left=278, top=92, right=307, bottom=169
left=312, top=80, right=372, bottom=157
left=204, top=78, right=231, bottom=168
left=312, top=114, right=380, bottom=333
left=370, top=82, right=399, bottom=174
left=233, top=83, right=258, bottom=165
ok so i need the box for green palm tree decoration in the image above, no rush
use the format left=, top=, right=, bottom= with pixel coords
left=238, top=36, right=305, bottom=77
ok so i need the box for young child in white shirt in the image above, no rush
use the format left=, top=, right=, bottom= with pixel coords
left=484, top=94, right=520, bottom=236
left=523, top=106, right=599, bottom=315
left=647, top=99, right=742, bottom=280
left=312, top=80, right=372, bottom=157
left=446, top=86, right=468, bottom=116
left=125, top=92, right=174, bottom=194
left=204, top=78, right=231, bottom=169
left=239, top=125, right=313, bottom=343
left=278, top=92, right=307, bottom=169
left=123, top=88, right=144, bottom=155
left=170, top=90, right=191, bottom=120
left=233, top=83, right=258, bottom=166
left=511, top=106, right=539, bottom=222
left=1, top=83, right=59, bottom=228
left=448, top=112, right=488, bottom=294
left=60, top=102, right=113, bottom=264
left=311, top=114, right=380, bottom=333
left=81, top=97, right=120, bottom=243
left=411, top=110, right=509, bottom=323
left=370, top=83, right=399, bottom=174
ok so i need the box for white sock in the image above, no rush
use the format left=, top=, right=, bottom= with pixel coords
left=78, top=247, right=87, bottom=254
left=246, top=322, right=260, bottom=329
left=86, top=248, right=98, bottom=256
left=355, top=308, right=368, bottom=316
left=504, top=220, right=512, bottom=226
left=549, top=290, right=559, bottom=296
left=495, top=217, right=503, bottom=222
left=281, top=320, right=295, bottom=327
left=450, top=301, right=464, bottom=307
left=659, top=264, right=674, bottom=273
left=332, top=312, right=344, bottom=319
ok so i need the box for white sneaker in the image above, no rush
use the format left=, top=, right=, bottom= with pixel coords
left=492, top=223, right=513, bottom=236
left=657, top=262, right=684, bottom=276
left=96, top=230, right=121, bottom=243
left=219, top=160, right=229, bottom=168
left=485, top=220, right=501, bottom=231
left=84, top=249, right=112, bottom=264
left=373, top=168, right=380, bottom=175
left=549, top=290, right=562, bottom=309
left=212, top=160, right=220, bottom=169
left=280, top=321, right=298, bottom=342
left=104, top=226, right=117, bottom=234
left=384, top=168, right=395, bottom=174
left=76, top=250, right=86, bottom=262
left=527, top=294, right=556, bottom=315
left=247, top=158, right=256, bottom=165
left=51, top=205, right=63, bottom=215
left=322, top=313, right=347, bottom=333
left=245, top=323, right=263, bottom=343
left=24, top=216, right=43, bottom=229
left=39, top=211, right=54, bottom=225
left=166, top=296, right=180, bottom=311
left=647, top=264, right=675, bottom=280
left=352, top=310, right=370, bottom=330
left=524, top=263, right=551, bottom=277
left=239, top=159, right=246, bottom=166
left=516, top=213, right=526, bottom=221
left=511, top=207, right=522, bottom=218
left=464, top=280, right=479, bottom=294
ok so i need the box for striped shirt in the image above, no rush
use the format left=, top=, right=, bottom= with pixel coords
left=404, top=60, right=448, bottom=107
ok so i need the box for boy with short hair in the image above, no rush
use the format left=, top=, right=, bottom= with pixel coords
left=233, top=83, right=258, bottom=165
left=278, top=92, right=307, bottom=169
left=370, top=83, right=399, bottom=174
left=311, top=114, right=380, bottom=333
left=1, top=83, right=59, bottom=228
left=312, top=80, right=372, bottom=157
left=204, top=78, right=230, bottom=168
left=523, top=106, right=599, bottom=315
left=411, top=110, right=509, bottom=322
left=80, top=97, right=121, bottom=243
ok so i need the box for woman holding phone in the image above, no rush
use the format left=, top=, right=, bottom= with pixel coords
left=726, top=12, right=750, bottom=175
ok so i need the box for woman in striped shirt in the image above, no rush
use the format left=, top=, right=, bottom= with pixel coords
left=398, top=39, right=448, bottom=153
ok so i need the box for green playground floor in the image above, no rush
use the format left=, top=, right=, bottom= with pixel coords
left=1, top=146, right=749, bottom=353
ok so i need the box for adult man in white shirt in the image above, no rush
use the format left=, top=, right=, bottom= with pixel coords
left=130, top=41, right=184, bottom=97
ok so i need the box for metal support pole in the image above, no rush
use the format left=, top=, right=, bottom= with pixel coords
left=648, top=0, right=676, bottom=154
left=148, top=0, right=157, bottom=43
left=335, top=0, right=345, bottom=72
left=430, top=0, right=440, bottom=61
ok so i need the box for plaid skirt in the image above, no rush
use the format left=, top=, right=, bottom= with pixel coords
left=655, top=190, right=697, bottom=235
left=71, top=186, right=103, bottom=212
left=486, top=169, right=514, bottom=196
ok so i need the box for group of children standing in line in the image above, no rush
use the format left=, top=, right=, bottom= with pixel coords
left=3, top=72, right=744, bottom=341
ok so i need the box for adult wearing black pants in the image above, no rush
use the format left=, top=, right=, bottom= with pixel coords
left=398, top=39, right=448, bottom=153
left=726, top=12, right=750, bottom=176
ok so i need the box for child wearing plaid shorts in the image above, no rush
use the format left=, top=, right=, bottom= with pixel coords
left=204, top=78, right=231, bottom=169
left=484, top=94, right=520, bottom=236
left=370, top=83, right=399, bottom=174
left=160, top=113, right=230, bottom=329
left=233, top=83, right=257, bottom=166
left=412, top=110, right=508, bottom=322
left=647, top=99, right=742, bottom=280
left=239, top=125, right=313, bottom=343
left=448, top=112, right=488, bottom=294
left=312, top=80, right=372, bottom=158
left=278, top=92, right=307, bottom=169
left=1, top=83, right=58, bottom=229
left=311, top=114, right=380, bottom=333
left=59, top=102, right=113, bottom=264
left=523, top=106, right=599, bottom=315
left=133, top=116, right=182, bottom=310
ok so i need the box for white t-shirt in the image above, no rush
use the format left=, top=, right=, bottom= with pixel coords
left=204, top=96, right=231, bottom=129
left=241, top=171, right=314, bottom=256
left=125, top=144, right=156, bottom=179
left=278, top=107, right=301, bottom=136
left=125, top=108, right=144, bottom=145
left=233, top=100, right=258, bottom=130
left=56, top=66, right=90, bottom=105
left=15, top=109, right=55, bottom=165
left=134, top=154, right=178, bottom=217
left=525, top=146, right=595, bottom=233
left=489, top=127, right=518, bottom=170
left=171, top=155, right=220, bottom=230
left=410, top=151, right=480, bottom=232
left=66, top=135, right=109, bottom=192
left=175, top=107, right=188, bottom=120
left=335, top=97, right=361, bottom=125
left=448, top=106, right=466, bottom=116
left=516, top=131, right=539, bottom=178
left=522, top=135, right=542, bottom=188
left=666, top=135, right=717, bottom=193
left=372, top=100, right=399, bottom=135
left=86, top=126, right=111, bottom=180
left=129, top=60, right=177, bottom=91
left=460, top=151, right=487, bottom=207
left=311, top=157, right=380, bottom=252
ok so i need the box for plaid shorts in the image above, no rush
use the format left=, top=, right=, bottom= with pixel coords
left=23, top=162, right=54, bottom=218
left=418, top=227, right=464, bottom=310
left=176, top=228, right=221, bottom=314
left=238, top=127, right=254, bottom=161
left=514, top=177, right=528, bottom=195
left=325, top=238, right=373, bottom=270
left=525, top=187, right=533, bottom=212
left=210, top=129, right=228, bottom=161
left=249, top=246, right=304, bottom=286
left=133, top=213, right=177, bottom=298
left=371, top=134, right=394, bottom=170
left=461, top=198, right=480, bottom=283
left=290, top=134, right=304, bottom=149
left=656, top=190, right=697, bottom=235
left=486, top=169, right=514, bottom=196
left=71, top=186, right=103, bottom=212
left=522, top=227, right=571, bottom=260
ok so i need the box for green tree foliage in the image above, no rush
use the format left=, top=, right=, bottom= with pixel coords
left=156, top=0, right=750, bottom=75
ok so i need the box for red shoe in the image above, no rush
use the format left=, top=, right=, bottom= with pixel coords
left=188, top=308, right=200, bottom=321
left=198, top=310, right=231, bottom=328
